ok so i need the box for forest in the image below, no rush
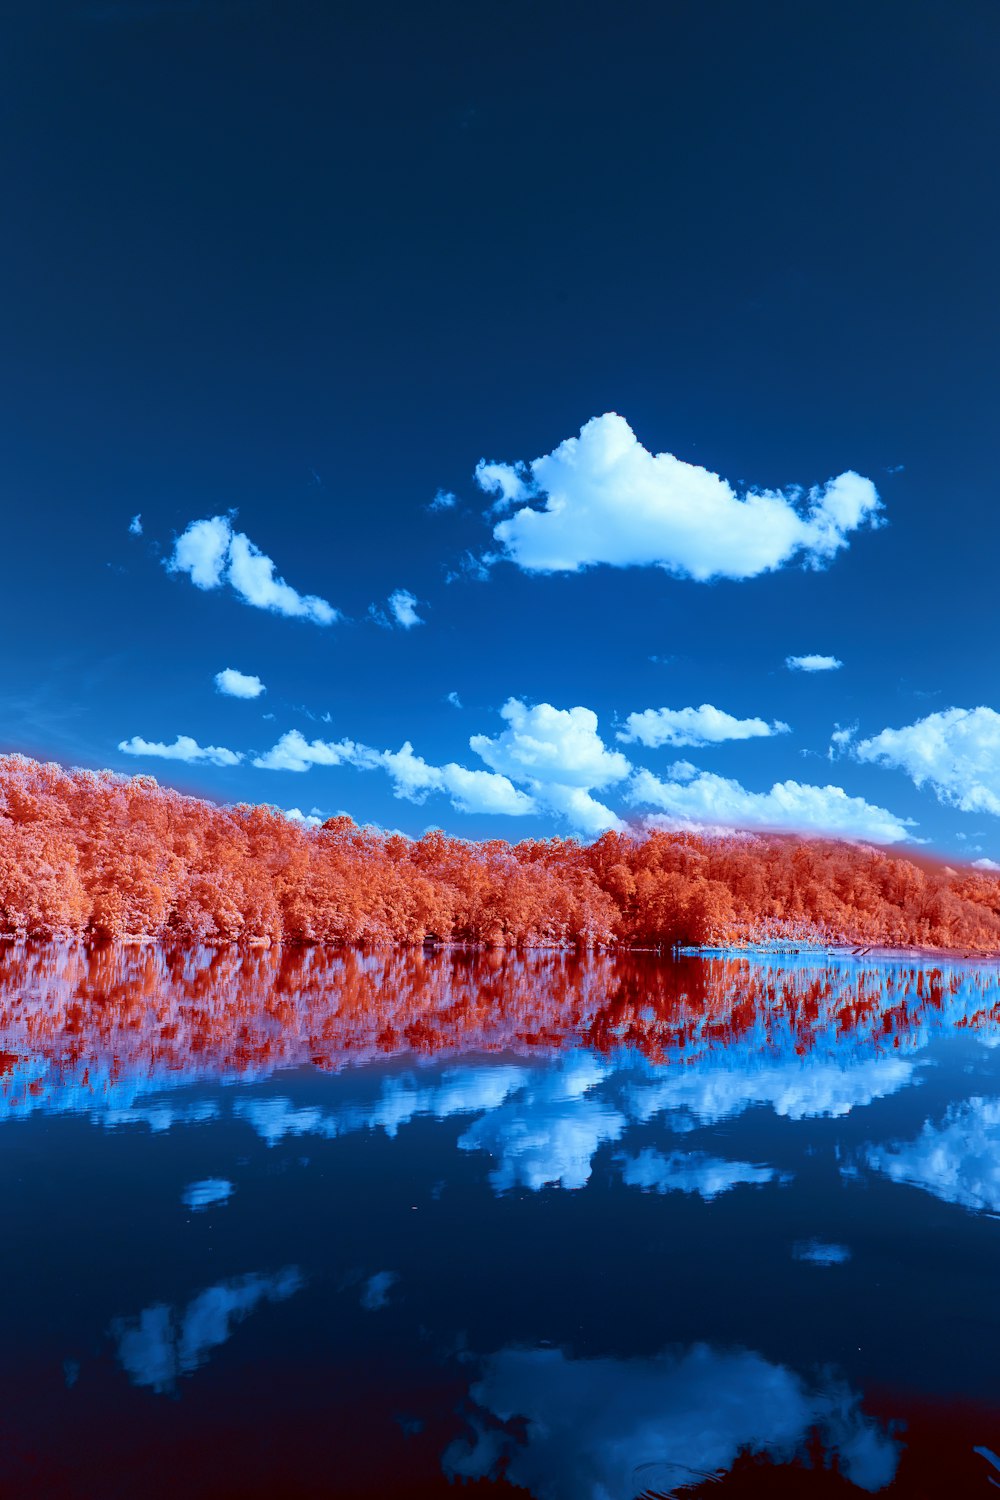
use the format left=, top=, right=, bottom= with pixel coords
left=2, top=752, right=1000, bottom=951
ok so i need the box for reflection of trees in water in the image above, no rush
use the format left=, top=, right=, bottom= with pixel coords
left=1, top=944, right=999, bottom=1112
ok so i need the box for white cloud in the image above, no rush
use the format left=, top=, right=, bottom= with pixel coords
left=168, top=515, right=338, bottom=624
left=477, top=413, right=883, bottom=580
left=973, top=857, right=1000, bottom=871
left=474, top=459, right=529, bottom=510
left=619, top=703, right=790, bottom=749
left=181, top=1178, right=233, bottom=1211
left=446, top=690, right=462, bottom=708
left=285, top=807, right=323, bottom=829
left=214, top=667, right=265, bottom=699
left=630, top=767, right=913, bottom=843
left=867, top=1096, right=1000, bottom=1214
left=388, top=588, right=423, bottom=629
left=428, top=488, right=457, bottom=512
left=472, top=700, right=630, bottom=789
left=251, top=730, right=362, bottom=772
left=619, top=1147, right=777, bottom=1200
left=119, top=734, right=242, bottom=768
left=169, top=515, right=232, bottom=589
left=378, top=742, right=537, bottom=816
left=446, top=1343, right=899, bottom=1497
left=128, top=513, right=143, bottom=536
left=252, top=698, right=625, bottom=833
left=787, top=654, right=843, bottom=672
left=469, top=699, right=630, bottom=835
left=855, top=707, right=1000, bottom=816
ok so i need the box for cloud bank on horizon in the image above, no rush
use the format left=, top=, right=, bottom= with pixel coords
left=120, top=695, right=916, bottom=843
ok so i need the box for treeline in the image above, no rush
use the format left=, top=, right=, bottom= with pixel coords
left=3, top=752, right=1000, bottom=950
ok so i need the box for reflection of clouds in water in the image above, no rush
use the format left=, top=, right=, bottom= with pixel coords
left=628, top=1055, right=917, bottom=1129
left=112, top=1266, right=302, bottom=1393
left=867, top=1096, right=1000, bottom=1214
left=233, top=1097, right=339, bottom=1146
left=793, top=1239, right=851, bottom=1266
left=97, top=1101, right=219, bottom=1132
left=235, top=1058, right=623, bottom=1192
left=457, top=1056, right=624, bottom=1191
left=360, top=1271, right=397, bottom=1310
left=232, top=1047, right=919, bottom=1196
left=620, top=1147, right=777, bottom=1201
left=445, top=1343, right=899, bottom=1498
left=233, top=1064, right=530, bottom=1147
left=181, top=1177, right=233, bottom=1211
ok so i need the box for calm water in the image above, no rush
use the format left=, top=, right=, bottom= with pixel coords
left=2, top=945, right=1000, bottom=1497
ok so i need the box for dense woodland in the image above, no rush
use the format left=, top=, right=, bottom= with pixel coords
left=3, top=753, right=1000, bottom=951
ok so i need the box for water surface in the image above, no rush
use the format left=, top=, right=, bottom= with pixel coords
left=2, top=944, right=1000, bottom=1497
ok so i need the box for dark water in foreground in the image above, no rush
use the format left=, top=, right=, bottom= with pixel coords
left=2, top=945, right=1000, bottom=1497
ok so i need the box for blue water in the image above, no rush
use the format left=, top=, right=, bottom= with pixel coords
left=2, top=944, right=1000, bottom=1496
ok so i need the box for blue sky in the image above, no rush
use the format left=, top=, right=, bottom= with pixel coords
left=3, top=0, right=1000, bottom=859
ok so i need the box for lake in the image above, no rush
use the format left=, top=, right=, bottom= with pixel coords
left=1, top=943, right=999, bottom=1497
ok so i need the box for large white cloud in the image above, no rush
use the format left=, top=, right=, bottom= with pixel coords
left=168, top=515, right=337, bottom=624
left=619, top=703, right=789, bottom=749
left=477, top=413, right=883, bottom=580
left=867, top=1096, right=1000, bottom=1214
left=118, top=734, right=242, bottom=768
left=445, top=1343, right=899, bottom=1496
left=214, top=667, right=265, bottom=699
left=630, top=767, right=913, bottom=843
left=855, top=707, right=1000, bottom=816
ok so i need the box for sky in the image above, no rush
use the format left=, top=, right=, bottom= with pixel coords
left=2, top=0, right=1000, bottom=858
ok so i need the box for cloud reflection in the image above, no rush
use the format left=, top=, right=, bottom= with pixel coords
left=445, top=1342, right=899, bottom=1497
left=620, top=1147, right=777, bottom=1200
left=112, top=1266, right=302, bottom=1393
left=867, top=1095, right=1000, bottom=1215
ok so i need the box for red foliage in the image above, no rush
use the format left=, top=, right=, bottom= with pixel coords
left=3, top=752, right=1000, bottom=950
left=2, top=945, right=997, bottom=1107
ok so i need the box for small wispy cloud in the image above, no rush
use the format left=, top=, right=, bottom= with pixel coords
left=214, top=668, right=265, bottom=699
left=446, top=690, right=462, bottom=708
left=428, top=489, right=457, bottom=512
left=168, top=515, right=338, bottom=625
left=786, top=654, right=843, bottom=673
left=128, top=513, right=143, bottom=536
left=388, top=589, right=423, bottom=629
left=118, top=734, right=242, bottom=767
